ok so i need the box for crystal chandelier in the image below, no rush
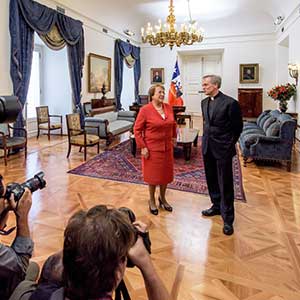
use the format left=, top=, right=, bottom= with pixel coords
left=141, top=0, right=204, bottom=50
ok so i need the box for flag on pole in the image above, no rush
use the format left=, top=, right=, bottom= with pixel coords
left=168, top=60, right=184, bottom=106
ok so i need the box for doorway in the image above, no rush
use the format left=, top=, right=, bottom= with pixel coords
left=181, top=52, right=223, bottom=115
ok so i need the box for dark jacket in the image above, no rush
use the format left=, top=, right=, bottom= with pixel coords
left=201, top=91, right=243, bottom=159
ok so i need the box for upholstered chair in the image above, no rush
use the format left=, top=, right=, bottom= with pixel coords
left=0, top=124, right=27, bottom=165
left=66, top=113, right=100, bottom=161
left=36, top=106, right=63, bottom=140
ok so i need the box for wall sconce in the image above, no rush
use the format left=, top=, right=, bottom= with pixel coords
left=288, top=64, right=299, bottom=85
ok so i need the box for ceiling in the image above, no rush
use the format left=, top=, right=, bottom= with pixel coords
left=54, top=0, right=299, bottom=40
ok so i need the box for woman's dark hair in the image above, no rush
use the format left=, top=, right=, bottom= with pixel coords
left=63, top=205, right=135, bottom=299
left=148, top=84, right=165, bottom=101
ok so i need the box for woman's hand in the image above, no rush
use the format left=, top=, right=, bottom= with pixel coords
left=141, top=147, right=149, bottom=159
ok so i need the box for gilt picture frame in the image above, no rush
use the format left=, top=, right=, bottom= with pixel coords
left=88, top=53, right=111, bottom=93
left=150, top=68, right=164, bottom=84
left=240, top=64, right=259, bottom=84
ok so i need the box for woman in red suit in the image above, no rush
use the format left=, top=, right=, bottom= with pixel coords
left=134, top=84, right=177, bottom=215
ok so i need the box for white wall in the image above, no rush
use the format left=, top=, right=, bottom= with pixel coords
left=82, top=25, right=115, bottom=102
left=140, top=47, right=177, bottom=97
left=140, top=35, right=277, bottom=111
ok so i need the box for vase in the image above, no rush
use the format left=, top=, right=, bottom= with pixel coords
left=279, top=100, right=288, bottom=113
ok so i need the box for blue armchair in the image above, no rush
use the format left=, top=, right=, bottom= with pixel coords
left=239, top=110, right=296, bottom=171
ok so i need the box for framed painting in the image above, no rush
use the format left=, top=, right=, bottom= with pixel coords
left=240, top=64, right=259, bottom=84
left=150, top=68, right=164, bottom=84
left=88, top=53, right=111, bottom=93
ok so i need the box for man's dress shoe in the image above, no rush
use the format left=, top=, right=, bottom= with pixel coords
left=201, top=207, right=221, bottom=217
left=223, top=224, right=234, bottom=235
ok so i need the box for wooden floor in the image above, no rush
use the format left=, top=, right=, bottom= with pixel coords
left=1, top=117, right=300, bottom=300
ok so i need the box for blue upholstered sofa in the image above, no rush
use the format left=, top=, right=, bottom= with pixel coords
left=84, top=111, right=136, bottom=145
left=239, top=110, right=296, bottom=171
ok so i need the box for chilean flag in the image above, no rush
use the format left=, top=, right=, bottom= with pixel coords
left=168, top=60, right=184, bottom=106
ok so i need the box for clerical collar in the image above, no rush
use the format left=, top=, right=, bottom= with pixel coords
left=210, top=92, right=220, bottom=101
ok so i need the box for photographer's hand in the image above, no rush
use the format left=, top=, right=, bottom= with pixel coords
left=15, top=188, right=32, bottom=237
left=133, top=220, right=148, bottom=233
left=128, top=237, right=170, bottom=300
left=0, top=176, right=9, bottom=230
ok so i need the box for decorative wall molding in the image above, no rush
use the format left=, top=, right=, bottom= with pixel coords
left=275, top=3, right=300, bottom=38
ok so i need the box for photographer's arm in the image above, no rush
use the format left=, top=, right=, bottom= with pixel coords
left=12, top=189, right=34, bottom=273
left=0, top=189, right=33, bottom=275
left=128, top=237, right=170, bottom=300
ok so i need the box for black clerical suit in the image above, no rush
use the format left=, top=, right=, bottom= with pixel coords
left=201, top=91, right=243, bottom=225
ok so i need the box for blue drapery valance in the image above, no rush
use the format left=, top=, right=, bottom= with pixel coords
left=114, top=39, right=141, bottom=110
left=10, top=0, right=85, bottom=135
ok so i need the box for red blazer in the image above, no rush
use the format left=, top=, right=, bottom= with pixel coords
left=134, top=102, right=177, bottom=152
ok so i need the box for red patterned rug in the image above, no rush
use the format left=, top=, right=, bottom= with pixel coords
left=68, top=139, right=246, bottom=201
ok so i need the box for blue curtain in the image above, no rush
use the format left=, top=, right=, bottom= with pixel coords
left=9, top=0, right=85, bottom=135
left=9, top=0, right=34, bottom=136
left=114, top=39, right=141, bottom=110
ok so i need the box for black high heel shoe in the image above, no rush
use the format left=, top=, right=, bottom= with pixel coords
left=149, top=202, right=159, bottom=215
left=158, top=197, right=173, bottom=212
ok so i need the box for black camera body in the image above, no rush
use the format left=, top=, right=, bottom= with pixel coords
left=4, top=171, right=46, bottom=202
left=0, top=96, right=22, bottom=123
left=118, top=207, right=151, bottom=267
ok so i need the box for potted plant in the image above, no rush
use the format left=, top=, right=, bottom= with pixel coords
left=267, top=83, right=297, bottom=113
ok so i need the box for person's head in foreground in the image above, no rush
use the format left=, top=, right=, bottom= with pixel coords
left=63, top=205, right=135, bottom=299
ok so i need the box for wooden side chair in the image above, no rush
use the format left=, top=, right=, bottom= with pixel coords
left=0, top=124, right=27, bottom=165
left=36, top=106, right=63, bottom=140
left=66, top=113, right=100, bottom=161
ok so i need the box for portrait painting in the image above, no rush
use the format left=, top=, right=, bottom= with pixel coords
left=150, top=68, right=164, bottom=84
left=240, top=64, right=259, bottom=84
left=88, top=53, right=111, bottom=93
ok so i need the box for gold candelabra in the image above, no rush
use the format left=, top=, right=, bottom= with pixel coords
left=141, top=0, right=204, bottom=50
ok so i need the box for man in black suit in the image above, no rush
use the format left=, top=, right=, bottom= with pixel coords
left=201, top=75, right=243, bottom=235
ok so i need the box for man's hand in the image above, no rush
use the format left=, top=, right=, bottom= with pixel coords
left=15, top=188, right=32, bottom=219
left=128, top=236, right=151, bottom=270
left=15, top=188, right=32, bottom=237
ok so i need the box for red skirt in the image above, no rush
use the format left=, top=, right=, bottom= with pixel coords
left=142, top=149, right=174, bottom=185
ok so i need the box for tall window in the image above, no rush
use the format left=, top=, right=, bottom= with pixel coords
left=121, top=60, right=135, bottom=110
left=26, top=48, right=42, bottom=119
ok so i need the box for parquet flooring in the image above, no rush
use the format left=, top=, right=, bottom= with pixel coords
left=1, top=117, right=300, bottom=300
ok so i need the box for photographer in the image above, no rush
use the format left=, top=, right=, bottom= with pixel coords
left=28, top=205, right=169, bottom=300
left=0, top=178, right=34, bottom=300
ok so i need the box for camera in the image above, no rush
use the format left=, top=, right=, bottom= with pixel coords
left=0, top=96, right=22, bottom=123
left=0, top=172, right=46, bottom=235
left=3, top=171, right=46, bottom=202
left=118, top=207, right=151, bottom=267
